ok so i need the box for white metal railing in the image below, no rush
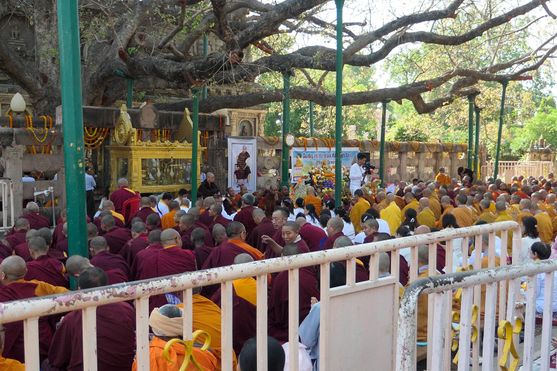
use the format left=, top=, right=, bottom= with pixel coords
left=0, top=222, right=519, bottom=371
left=482, top=160, right=554, bottom=182
left=397, top=260, right=557, bottom=371
left=0, top=178, right=15, bottom=229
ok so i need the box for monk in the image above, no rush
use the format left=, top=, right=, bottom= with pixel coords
left=439, top=195, right=454, bottom=225
left=211, top=254, right=257, bottom=354
left=268, top=244, right=320, bottom=342
left=119, top=221, right=149, bottom=266
left=208, top=203, right=231, bottom=230
left=109, top=177, right=137, bottom=214
left=50, top=223, right=69, bottom=258
left=146, top=212, right=162, bottom=232
left=160, top=200, right=180, bottom=230
left=0, top=256, right=67, bottom=362
left=199, top=197, right=216, bottom=227
left=203, top=222, right=263, bottom=269
left=304, top=186, right=322, bottom=215
left=247, top=208, right=275, bottom=252
left=134, top=229, right=197, bottom=310
left=187, top=207, right=213, bottom=245
left=101, top=215, right=132, bottom=254
left=95, top=200, right=126, bottom=228
left=5, top=218, right=29, bottom=250
left=132, top=197, right=157, bottom=223
left=132, top=305, right=218, bottom=371
left=477, top=199, right=497, bottom=223
left=333, top=236, right=368, bottom=282
left=0, top=324, right=24, bottom=370
left=350, top=189, right=371, bottom=233
left=25, top=236, right=68, bottom=287
left=212, top=224, right=228, bottom=246
left=322, top=217, right=345, bottom=250
left=233, top=193, right=258, bottom=235
left=296, top=217, right=327, bottom=252
left=414, top=225, right=446, bottom=273
left=401, top=192, right=420, bottom=216
left=423, top=188, right=441, bottom=220
left=67, top=255, right=128, bottom=285
left=494, top=200, right=515, bottom=255
left=13, top=229, right=37, bottom=261
left=380, top=193, right=402, bottom=236
left=435, top=167, right=451, bottom=186
left=266, top=208, right=290, bottom=253
left=90, top=236, right=131, bottom=280
left=21, top=201, right=50, bottom=229
left=191, top=228, right=213, bottom=268
left=450, top=194, right=476, bottom=227
left=416, top=198, right=436, bottom=228
left=47, top=267, right=136, bottom=371
left=534, top=207, right=554, bottom=244
left=263, top=221, right=310, bottom=258
left=373, top=233, right=410, bottom=285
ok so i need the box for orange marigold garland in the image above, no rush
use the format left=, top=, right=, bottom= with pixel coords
left=84, top=127, right=110, bottom=150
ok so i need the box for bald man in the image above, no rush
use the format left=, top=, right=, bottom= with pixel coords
left=423, top=188, right=441, bottom=220
left=133, top=229, right=197, bottom=311
left=414, top=225, right=446, bottom=273
left=67, top=255, right=128, bottom=285
left=350, top=189, right=371, bottom=234
left=296, top=217, right=327, bottom=253
left=478, top=199, right=496, bottom=223
left=90, top=236, right=131, bottom=281
left=25, top=236, right=68, bottom=287
left=450, top=194, right=476, bottom=227
left=95, top=200, right=126, bottom=227
left=119, top=221, right=149, bottom=267
left=380, top=194, right=402, bottom=236
left=0, top=256, right=67, bottom=362
left=131, top=197, right=156, bottom=223
left=323, top=217, right=345, bottom=250
left=416, top=198, right=436, bottom=228
left=247, top=208, right=275, bottom=252
left=332, top=236, right=368, bottom=282
left=109, top=177, right=137, bottom=214
left=233, top=193, right=258, bottom=235
left=22, top=201, right=50, bottom=229
left=5, top=218, right=30, bottom=250
left=212, top=224, right=228, bottom=246
left=100, top=215, right=132, bottom=254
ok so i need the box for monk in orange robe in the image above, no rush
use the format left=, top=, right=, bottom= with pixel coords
left=477, top=199, right=496, bottom=224
left=0, top=324, right=24, bottom=370
left=161, top=200, right=180, bottom=230
left=304, top=186, right=322, bottom=215
left=434, top=167, right=451, bottom=186
left=450, top=194, right=476, bottom=227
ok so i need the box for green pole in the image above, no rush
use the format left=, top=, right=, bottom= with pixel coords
left=334, top=0, right=344, bottom=207
left=126, top=79, right=134, bottom=108
left=379, top=101, right=387, bottom=185
left=281, top=73, right=291, bottom=187
left=56, top=0, right=88, bottom=270
left=202, top=34, right=208, bottom=100
left=474, top=105, right=481, bottom=177
left=493, top=81, right=508, bottom=180
left=191, top=88, right=200, bottom=204
left=309, top=101, right=315, bottom=137
left=467, top=94, right=475, bottom=170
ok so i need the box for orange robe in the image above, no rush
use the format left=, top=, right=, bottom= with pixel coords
left=0, top=356, right=24, bottom=370
left=438, top=205, right=454, bottom=228
left=428, top=196, right=442, bottom=220
left=535, top=212, right=553, bottom=244
left=417, top=208, right=436, bottom=228
left=416, top=269, right=431, bottom=342
left=161, top=210, right=178, bottom=230
left=517, top=211, right=534, bottom=224
left=132, top=336, right=218, bottom=371
left=401, top=199, right=419, bottom=217
left=435, top=173, right=451, bottom=186
left=478, top=211, right=497, bottom=224
left=304, top=195, right=322, bottom=215
left=350, top=198, right=371, bottom=233
left=450, top=206, right=476, bottom=227
left=380, top=202, right=402, bottom=236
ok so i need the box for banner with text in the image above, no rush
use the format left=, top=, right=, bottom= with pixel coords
left=291, top=147, right=360, bottom=183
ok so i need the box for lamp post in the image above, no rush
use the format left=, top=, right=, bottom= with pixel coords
left=378, top=101, right=388, bottom=185
left=334, top=0, right=345, bottom=207
left=191, top=88, right=200, bottom=204
left=281, top=73, right=291, bottom=188
left=493, top=81, right=508, bottom=180
left=56, top=0, right=88, bottom=272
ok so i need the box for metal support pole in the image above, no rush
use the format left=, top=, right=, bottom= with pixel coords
left=191, top=88, right=200, bottom=204
left=467, top=95, right=475, bottom=170
left=281, top=73, right=291, bottom=188
left=379, top=101, right=387, bottom=185
left=309, top=101, right=315, bottom=137
left=493, top=81, right=508, bottom=180
left=474, top=105, right=481, bottom=178
left=56, top=0, right=88, bottom=271
left=126, top=79, right=134, bottom=108
left=202, top=34, right=208, bottom=100
left=334, top=0, right=345, bottom=207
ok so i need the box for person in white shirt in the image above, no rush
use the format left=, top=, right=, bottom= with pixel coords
left=156, top=192, right=173, bottom=216
left=531, top=242, right=557, bottom=316
left=294, top=197, right=305, bottom=218
left=349, top=153, right=367, bottom=195
left=520, top=216, right=541, bottom=264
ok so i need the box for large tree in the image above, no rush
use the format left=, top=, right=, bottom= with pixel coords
left=1, top=0, right=556, bottom=115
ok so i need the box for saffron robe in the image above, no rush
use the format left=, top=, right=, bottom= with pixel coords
left=417, top=208, right=436, bottom=228
left=247, top=217, right=275, bottom=252
left=401, top=199, right=420, bottom=218
left=103, top=227, right=132, bottom=254
left=132, top=336, right=218, bottom=371
left=0, top=280, right=67, bottom=362
left=450, top=206, right=476, bottom=227
left=435, top=172, right=451, bottom=186
left=350, top=198, right=371, bottom=233
left=25, top=255, right=68, bottom=288
left=304, top=195, right=322, bottom=215
left=535, top=212, right=554, bottom=244
left=0, top=356, right=24, bottom=370
left=380, top=202, right=402, bottom=236
left=428, top=196, right=442, bottom=220
left=47, top=302, right=135, bottom=371
left=110, top=187, right=138, bottom=214
left=132, top=207, right=157, bottom=223
left=22, top=212, right=50, bottom=229
left=269, top=267, right=320, bottom=342
left=161, top=209, right=178, bottom=230
left=478, top=211, right=497, bottom=223
left=299, top=223, right=327, bottom=252
left=90, top=251, right=131, bottom=280
left=233, top=205, right=257, bottom=235
left=119, top=233, right=149, bottom=266
left=495, top=211, right=515, bottom=256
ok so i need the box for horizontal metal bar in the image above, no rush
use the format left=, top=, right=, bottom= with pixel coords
left=0, top=222, right=518, bottom=324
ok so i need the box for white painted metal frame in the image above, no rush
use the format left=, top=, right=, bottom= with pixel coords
left=0, top=179, right=14, bottom=229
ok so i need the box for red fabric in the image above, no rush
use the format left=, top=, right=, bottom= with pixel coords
left=103, top=227, right=132, bottom=255
left=94, top=215, right=125, bottom=233
left=51, top=223, right=65, bottom=249
left=247, top=218, right=275, bottom=252
left=202, top=240, right=261, bottom=270
left=194, top=245, right=213, bottom=268
left=269, top=267, right=320, bottom=342
left=122, top=193, right=141, bottom=224
left=131, top=207, right=156, bottom=223
left=25, top=256, right=68, bottom=288
left=299, top=223, right=327, bottom=252
left=233, top=206, right=256, bottom=235
left=106, top=269, right=128, bottom=284
left=199, top=211, right=214, bottom=227
left=13, top=242, right=31, bottom=261
left=209, top=215, right=231, bottom=230
left=22, top=212, right=51, bottom=229
left=0, top=241, right=12, bottom=259
left=5, top=231, right=26, bottom=249
left=322, top=231, right=344, bottom=250
left=47, top=302, right=135, bottom=371
left=119, top=234, right=149, bottom=266
left=109, top=187, right=137, bottom=214
left=90, top=251, right=130, bottom=280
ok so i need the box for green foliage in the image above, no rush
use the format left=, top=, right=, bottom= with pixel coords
left=510, top=97, right=557, bottom=157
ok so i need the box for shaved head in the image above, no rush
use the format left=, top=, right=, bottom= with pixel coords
left=233, top=253, right=254, bottom=264
left=66, top=255, right=92, bottom=276
left=90, top=236, right=109, bottom=254
left=1, top=256, right=27, bottom=281
left=160, top=229, right=181, bottom=247
left=414, top=225, right=431, bottom=235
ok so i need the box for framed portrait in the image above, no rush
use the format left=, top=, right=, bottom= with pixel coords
left=228, top=137, right=257, bottom=192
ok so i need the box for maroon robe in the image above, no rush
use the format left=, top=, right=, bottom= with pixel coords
left=25, top=255, right=69, bottom=287
left=199, top=211, right=213, bottom=227
left=103, top=227, right=132, bottom=254
left=268, top=267, right=320, bottom=342
left=362, top=235, right=411, bottom=285
left=300, top=223, right=327, bottom=252
left=119, top=234, right=149, bottom=266
left=202, top=240, right=261, bottom=270
left=322, top=231, right=344, bottom=250
left=23, top=212, right=51, bottom=229
left=5, top=231, right=26, bottom=249
left=94, top=215, right=125, bottom=232
left=106, top=268, right=129, bottom=285
left=132, top=207, right=156, bottom=223
left=51, top=222, right=65, bottom=249
left=194, top=245, right=213, bottom=269
left=193, top=221, right=213, bottom=246
left=47, top=302, right=135, bottom=371
left=180, top=226, right=196, bottom=250
left=134, top=245, right=196, bottom=311
left=13, top=242, right=31, bottom=261
left=233, top=205, right=257, bottom=235
left=210, top=215, right=231, bottom=230
left=109, top=187, right=137, bottom=214
left=0, top=281, right=59, bottom=362
left=90, top=251, right=131, bottom=280
left=130, top=244, right=163, bottom=279
left=0, top=241, right=12, bottom=259
left=265, top=237, right=310, bottom=260
left=247, top=217, right=275, bottom=252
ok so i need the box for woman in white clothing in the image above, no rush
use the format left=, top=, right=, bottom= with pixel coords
left=521, top=216, right=541, bottom=264
left=294, top=197, right=305, bottom=218
left=335, top=207, right=356, bottom=241
left=531, top=242, right=557, bottom=319
left=441, top=213, right=464, bottom=272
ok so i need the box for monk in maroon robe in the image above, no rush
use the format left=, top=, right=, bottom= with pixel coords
left=260, top=208, right=290, bottom=258
left=208, top=204, right=231, bottom=230
left=191, top=228, right=213, bottom=268
left=66, top=255, right=127, bottom=286
left=297, top=217, right=327, bottom=252
left=371, top=232, right=410, bottom=285
left=233, top=194, right=257, bottom=235
left=89, top=236, right=131, bottom=280
left=263, top=220, right=310, bottom=259
left=100, top=215, right=132, bottom=254
left=0, top=256, right=68, bottom=362
left=322, top=217, right=345, bottom=250
left=247, top=208, right=275, bottom=252
left=211, top=253, right=257, bottom=354
left=268, top=244, right=320, bottom=342
left=119, top=221, right=149, bottom=266
left=332, top=236, right=369, bottom=283
left=134, top=229, right=197, bottom=310
left=13, top=229, right=37, bottom=261
left=109, top=178, right=137, bottom=214
left=46, top=267, right=135, bottom=371
left=4, top=218, right=29, bottom=250
left=25, top=236, right=68, bottom=287
left=22, top=201, right=50, bottom=229
left=50, top=211, right=66, bottom=249
left=132, top=197, right=157, bottom=222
